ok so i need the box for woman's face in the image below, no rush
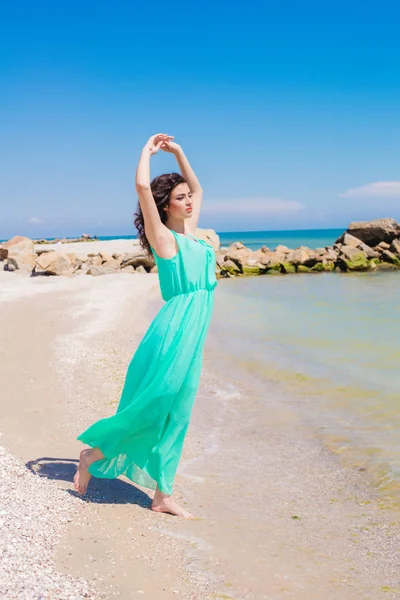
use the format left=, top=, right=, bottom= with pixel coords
left=165, top=183, right=193, bottom=219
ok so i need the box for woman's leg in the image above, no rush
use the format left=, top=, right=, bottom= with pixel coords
left=151, top=485, right=194, bottom=518
left=74, top=447, right=105, bottom=494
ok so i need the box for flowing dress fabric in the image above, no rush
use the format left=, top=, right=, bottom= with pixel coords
left=76, top=231, right=217, bottom=494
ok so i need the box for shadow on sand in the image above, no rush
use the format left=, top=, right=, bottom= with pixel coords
left=25, top=456, right=151, bottom=508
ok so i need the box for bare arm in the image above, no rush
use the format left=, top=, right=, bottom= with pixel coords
left=161, top=141, right=203, bottom=233
left=136, top=133, right=178, bottom=256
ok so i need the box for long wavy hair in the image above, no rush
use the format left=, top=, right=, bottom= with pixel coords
left=134, top=172, right=186, bottom=255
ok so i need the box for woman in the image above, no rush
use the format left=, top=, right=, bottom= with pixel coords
left=74, top=133, right=217, bottom=518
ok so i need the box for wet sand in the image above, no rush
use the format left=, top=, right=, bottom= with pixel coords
left=0, top=269, right=399, bottom=599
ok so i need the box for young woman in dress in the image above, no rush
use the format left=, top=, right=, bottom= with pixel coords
left=74, top=133, right=217, bottom=518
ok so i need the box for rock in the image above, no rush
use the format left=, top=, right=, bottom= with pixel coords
left=321, top=248, right=338, bottom=262
left=87, top=265, right=119, bottom=276
left=251, top=250, right=274, bottom=267
left=390, top=239, right=400, bottom=255
left=120, top=265, right=136, bottom=274
left=81, top=233, right=92, bottom=239
left=242, top=265, right=261, bottom=276
left=266, top=267, right=283, bottom=275
left=381, top=250, right=400, bottom=266
left=347, top=218, right=400, bottom=246
left=71, top=259, right=83, bottom=273
left=80, top=262, right=90, bottom=275
left=376, top=241, right=390, bottom=251
left=338, top=247, right=369, bottom=271
left=282, top=262, right=296, bottom=274
left=35, top=252, right=73, bottom=276
left=215, top=249, right=228, bottom=268
left=4, top=258, right=18, bottom=271
left=100, top=252, right=113, bottom=263
left=222, top=259, right=240, bottom=275
left=1, top=236, right=36, bottom=272
left=0, top=247, right=8, bottom=261
left=313, top=262, right=335, bottom=272
left=275, top=245, right=291, bottom=254
left=120, top=249, right=154, bottom=269
left=102, top=258, right=121, bottom=270
left=297, top=265, right=312, bottom=273
left=340, top=245, right=364, bottom=260
left=225, top=243, right=253, bottom=269
left=266, top=262, right=282, bottom=273
left=135, top=265, right=147, bottom=274
left=368, top=259, right=379, bottom=270
left=86, top=255, right=103, bottom=266
left=335, top=232, right=363, bottom=247
left=286, top=247, right=317, bottom=267
left=334, top=232, right=378, bottom=259
left=150, top=265, right=158, bottom=273
left=2, top=235, right=33, bottom=251
left=358, top=242, right=379, bottom=259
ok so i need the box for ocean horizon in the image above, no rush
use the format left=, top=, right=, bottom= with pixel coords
left=1, top=228, right=344, bottom=251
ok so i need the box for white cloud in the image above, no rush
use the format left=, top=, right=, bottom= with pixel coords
left=203, top=197, right=304, bottom=215
left=339, top=181, right=400, bottom=199
left=29, top=217, right=42, bottom=224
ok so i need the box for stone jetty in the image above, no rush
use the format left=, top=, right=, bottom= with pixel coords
left=1, top=218, right=400, bottom=278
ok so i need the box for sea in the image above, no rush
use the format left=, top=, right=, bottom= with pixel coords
left=92, top=228, right=344, bottom=251
left=3, top=227, right=400, bottom=494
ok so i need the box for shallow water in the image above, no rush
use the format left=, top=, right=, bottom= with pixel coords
left=208, top=271, right=400, bottom=486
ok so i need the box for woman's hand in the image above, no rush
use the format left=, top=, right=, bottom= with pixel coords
left=144, top=133, right=174, bottom=156
left=160, top=139, right=181, bottom=155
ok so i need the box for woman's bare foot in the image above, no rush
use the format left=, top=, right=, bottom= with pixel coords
left=151, top=488, right=194, bottom=518
left=73, top=447, right=104, bottom=495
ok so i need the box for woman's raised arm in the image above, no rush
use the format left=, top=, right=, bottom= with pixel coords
left=136, top=133, right=172, bottom=242
left=161, top=141, right=203, bottom=233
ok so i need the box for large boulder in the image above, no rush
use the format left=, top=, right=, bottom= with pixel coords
left=335, top=231, right=379, bottom=258
left=346, top=218, right=400, bottom=247
left=337, top=246, right=369, bottom=271
left=286, top=247, right=318, bottom=267
left=1, top=235, right=36, bottom=272
left=35, top=251, right=73, bottom=276
left=225, top=242, right=253, bottom=268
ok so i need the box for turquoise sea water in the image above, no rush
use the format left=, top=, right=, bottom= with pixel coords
left=3, top=228, right=342, bottom=250
left=97, top=228, right=343, bottom=250
left=209, top=271, right=400, bottom=490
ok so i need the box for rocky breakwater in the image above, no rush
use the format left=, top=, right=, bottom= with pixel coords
left=0, top=229, right=220, bottom=277
left=216, top=218, right=400, bottom=277
left=1, top=219, right=400, bottom=278
left=0, top=237, right=155, bottom=276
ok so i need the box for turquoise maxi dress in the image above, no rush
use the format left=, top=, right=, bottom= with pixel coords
left=76, top=230, right=218, bottom=495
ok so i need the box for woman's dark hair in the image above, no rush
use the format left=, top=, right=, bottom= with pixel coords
left=134, top=172, right=186, bottom=254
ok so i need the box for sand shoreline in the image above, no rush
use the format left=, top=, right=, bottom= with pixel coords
left=0, top=272, right=399, bottom=599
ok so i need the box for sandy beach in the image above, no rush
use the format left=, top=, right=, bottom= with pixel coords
left=0, top=268, right=399, bottom=599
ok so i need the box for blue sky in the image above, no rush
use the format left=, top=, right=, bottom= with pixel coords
left=1, top=1, right=400, bottom=238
